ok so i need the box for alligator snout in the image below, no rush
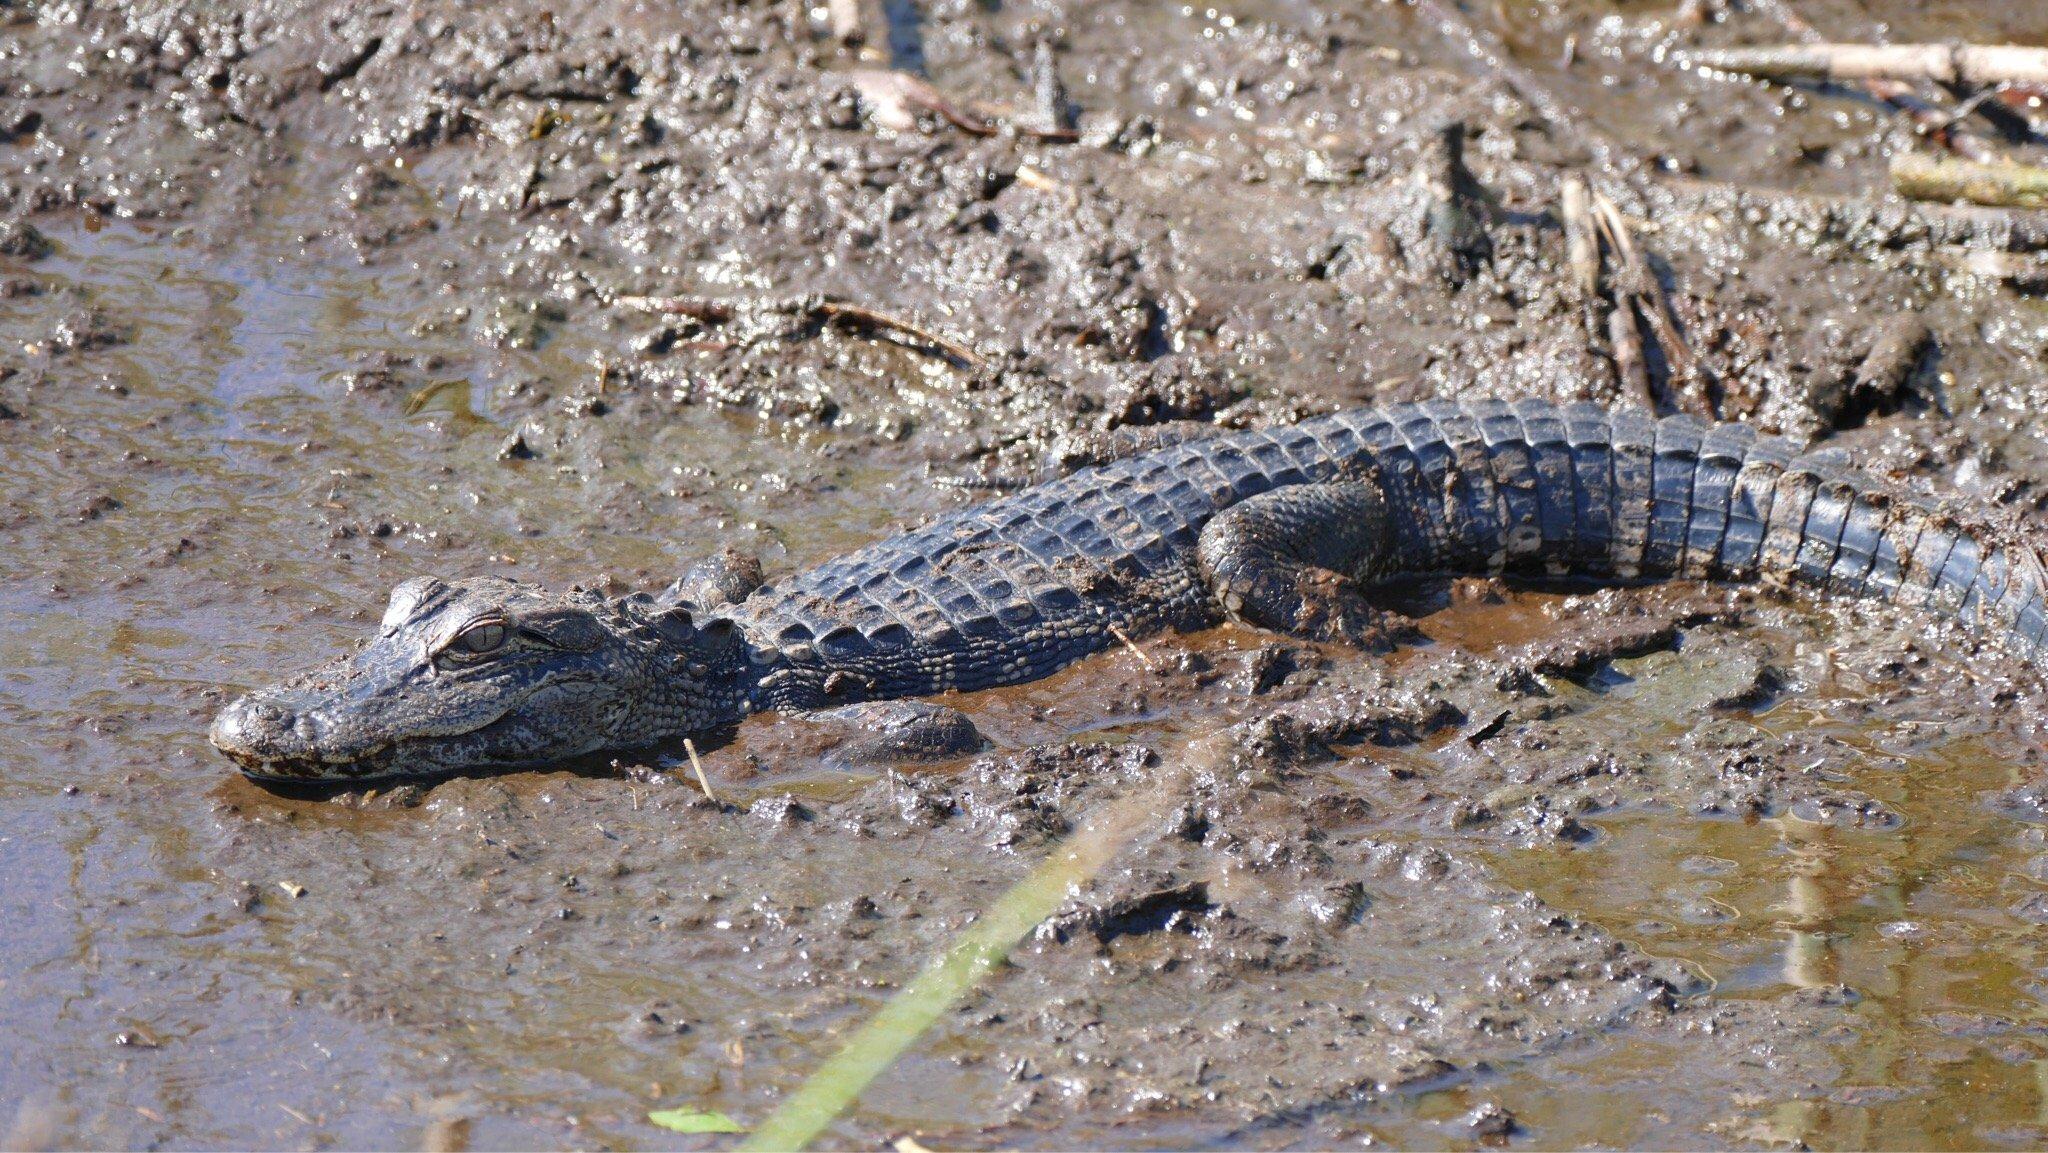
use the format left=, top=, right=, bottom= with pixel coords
left=210, top=691, right=382, bottom=779
left=210, top=693, right=309, bottom=760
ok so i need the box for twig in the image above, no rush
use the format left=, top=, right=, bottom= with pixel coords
left=1606, top=300, right=1654, bottom=411
left=616, top=293, right=983, bottom=365
left=852, top=68, right=992, bottom=134
left=850, top=69, right=1080, bottom=141
left=1559, top=174, right=1643, bottom=406
left=1013, top=164, right=1068, bottom=194
left=1742, top=0, right=2002, bottom=162
left=1559, top=173, right=1600, bottom=301
left=683, top=737, right=719, bottom=806
left=812, top=302, right=983, bottom=365
left=1105, top=623, right=1155, bottom=669
left=1589, top=190, right=1710, bottom=414
left=1891, top=153, right=2048, bottom=209
left=1687, top=44, right=2048, bottom=89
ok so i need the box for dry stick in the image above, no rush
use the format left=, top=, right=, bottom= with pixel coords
left=1743, top=0, right=2001, bottom=163
left=1586, top=198, right=1656, bottom=410
left=1891, top=153, right=2048, bottom=210
left=1688, top=44, right=2048, bottom=89
left=616, top=294, right=983, bottom=365
left=1606, top=301, right=1655, bottom=411
left=1105, top=622, right=1155, bottom=669
left=826, top=0, right=872, bottom=45
left=850, top=69, right=1080, bottom=142
left=1559, top=173, right=1600, bottom=301
left=1559, top=173, right=1636, bottom=400
left=850, top=69, right=994, bottom=134
left=1590, top=190, right=1713, bottom=415
left=682, top=737, right=719, bottom=806
left=812, top=301, right=984, bottom=365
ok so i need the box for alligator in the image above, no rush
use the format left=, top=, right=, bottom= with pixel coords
left=211, top=398, right=2048, bottom=782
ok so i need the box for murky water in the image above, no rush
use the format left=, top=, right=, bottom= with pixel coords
left=1479, top=659, right=2048, bottom=1150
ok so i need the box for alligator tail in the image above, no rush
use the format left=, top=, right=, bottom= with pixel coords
left=1363, top=399, right=2048, bottom=660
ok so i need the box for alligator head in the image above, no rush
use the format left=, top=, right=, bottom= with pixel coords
left=210, top=575, right=746, bottom=783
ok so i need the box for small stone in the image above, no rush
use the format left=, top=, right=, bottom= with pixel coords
left=0, top=220, right=52, bottom=260
left=749, top=795, right=813, bottom=824
left=1463, top=1102, right=1517, bottom=1138
left=497, top=430, right=536, bottom=460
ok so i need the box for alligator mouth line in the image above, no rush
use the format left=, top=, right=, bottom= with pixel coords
left=220, top=691, right=546, bottom=783
left=222, top=740, right=403, bottom=783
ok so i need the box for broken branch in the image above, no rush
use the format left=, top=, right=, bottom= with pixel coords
left=1589, top=190, right=1712, bottom=415
left=1559, top=174, right=1600, bottom=302
left=1891, top=153, right=2048, bottom=210
left=1608, top=300, right=1655, bottom=411
left=811, top=301, right=984, bottom=365
left=850, top=69, right=1079, bottom=141
left=1739, top=0, right=2003, bottom=162
left=1687, top=43, right=2048, bottom=89
left=616, top=293, right=983, bottom=366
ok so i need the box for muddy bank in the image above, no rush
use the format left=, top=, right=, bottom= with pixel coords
left=4, top=0, right=2048, bottom=1147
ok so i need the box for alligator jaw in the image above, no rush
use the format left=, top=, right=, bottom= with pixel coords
left=213, top=740, right=402, bottom=783
left=209, top=688, right=523, bottom=784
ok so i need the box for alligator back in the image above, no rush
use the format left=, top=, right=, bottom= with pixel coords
left=729, top=399, right=2047, bottom=708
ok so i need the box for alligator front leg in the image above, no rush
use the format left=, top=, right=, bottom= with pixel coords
left=661, top=546, right=765, bottom=612
left=793, top=701, right=987, bottom=766
left=1196, top=479, right=1408, bottom=650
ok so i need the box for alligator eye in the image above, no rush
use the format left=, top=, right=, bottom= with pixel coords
left=450, top=620, right=508, bottom=656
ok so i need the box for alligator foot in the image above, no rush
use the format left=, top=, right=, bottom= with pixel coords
left=661, top=546, right=765, bottom=612
left=799, top=700, right=987, bottom=766
left=1197, top=479, right=1411, bottom=651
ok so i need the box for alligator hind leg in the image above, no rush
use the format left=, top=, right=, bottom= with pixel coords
left=1197, top=479, right=1407, bottom=649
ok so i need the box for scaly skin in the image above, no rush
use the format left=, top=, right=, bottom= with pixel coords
left=211, top=399, right=2048, bottom=782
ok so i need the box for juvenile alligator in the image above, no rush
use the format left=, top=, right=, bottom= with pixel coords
left=211, top=398, right=2048, bottom=782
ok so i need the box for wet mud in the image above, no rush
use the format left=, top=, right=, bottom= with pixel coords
left=5, top=0, right=2048, bottom=1147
